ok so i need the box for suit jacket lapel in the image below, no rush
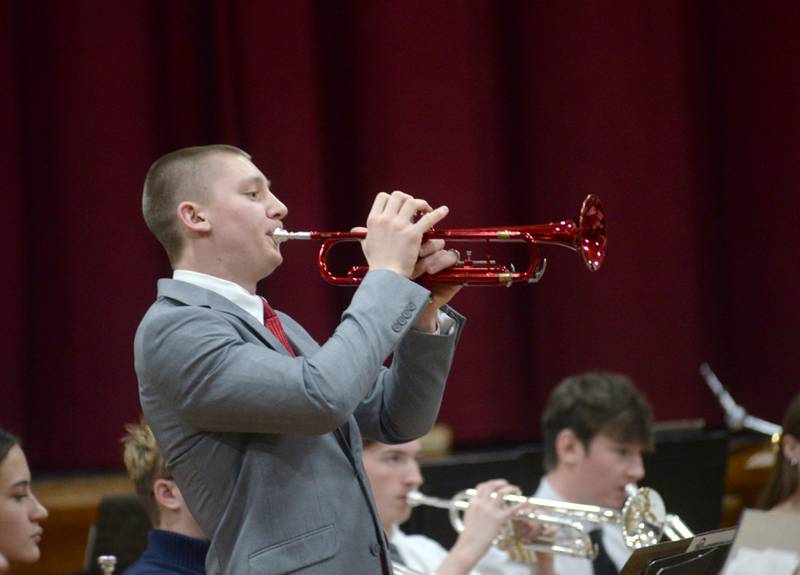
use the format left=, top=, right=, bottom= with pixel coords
left=157, top=279, right=293, bottom=356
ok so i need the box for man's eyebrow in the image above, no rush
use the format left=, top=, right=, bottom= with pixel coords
left=242, top=175, right=270, bottom=187
left=11, top=479, right=30, bottom=488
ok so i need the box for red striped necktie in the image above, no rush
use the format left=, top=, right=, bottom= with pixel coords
left=260, top=297, right=295, bottom=357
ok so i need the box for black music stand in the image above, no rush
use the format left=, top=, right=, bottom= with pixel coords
left=643, top=544, right=730, bottom=575
left=620, top=527, right=735, bottom=575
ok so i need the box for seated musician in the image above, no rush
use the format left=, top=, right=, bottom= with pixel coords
left=362, top=439, right=555, bottom=575
left=534, top=371, right=654, bottom=575
left=758, top=392, right=800, bottom=514
left=121, top=419, right=209, bottom=575
left=0, top=428, right=48, bottom=571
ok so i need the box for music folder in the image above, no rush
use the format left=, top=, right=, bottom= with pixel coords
left=620, top=527, right=736, bottom=575
left=720, top=509, right=800, bottom=574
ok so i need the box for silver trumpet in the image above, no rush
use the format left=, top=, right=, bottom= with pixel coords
left=407, top=483, right=693, bottom=562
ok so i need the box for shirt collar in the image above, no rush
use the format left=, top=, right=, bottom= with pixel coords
left=173, top=270, right=264, bottom=322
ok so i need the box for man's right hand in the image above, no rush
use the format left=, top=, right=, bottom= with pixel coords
left=356, top=191, right=450, bottom=278
left=434, top=479, right=528, bottom=575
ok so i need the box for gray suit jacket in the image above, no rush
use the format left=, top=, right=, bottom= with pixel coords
left=134, top=270, right=464, bottom=575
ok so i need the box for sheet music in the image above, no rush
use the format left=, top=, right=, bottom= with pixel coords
left=721, top=509, right=800, bottom=575
left=722, top=547, right=799, bottom=575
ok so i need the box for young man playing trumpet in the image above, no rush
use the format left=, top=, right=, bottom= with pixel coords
left=534, top=371, right=654, bottom=575
left=362, top=439, right=555, bottom=575
left=135, top=145, right=465, bottom=574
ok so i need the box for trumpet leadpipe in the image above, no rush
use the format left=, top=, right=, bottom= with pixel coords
left=407, top=490, right=468, bottom=511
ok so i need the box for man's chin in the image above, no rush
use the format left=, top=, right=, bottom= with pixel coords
left=396, top=505, right=413, bottom=525
left=261, top=254, right=283, bottom=276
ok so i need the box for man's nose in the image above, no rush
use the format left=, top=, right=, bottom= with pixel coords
left=406, top=462, right=424, bottom=489
left=627, top=454, right=645, bottom=482
left=268, top=195, right=288, bottom=220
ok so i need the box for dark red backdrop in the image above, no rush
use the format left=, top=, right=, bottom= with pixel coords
left=2, top=0, right=798, bottom=471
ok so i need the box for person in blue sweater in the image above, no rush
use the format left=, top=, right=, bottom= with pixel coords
left=122, top=419, right=209, bottom=575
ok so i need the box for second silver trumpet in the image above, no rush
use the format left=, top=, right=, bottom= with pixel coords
left=406, top=483, right=693, bottom=562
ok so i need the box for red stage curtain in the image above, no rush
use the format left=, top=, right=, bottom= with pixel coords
left=2, top=0, right=798, bottom=470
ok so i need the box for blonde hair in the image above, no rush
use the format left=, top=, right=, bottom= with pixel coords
left=121, top=418, right=169, bottom=525
left=142, top=144, right=251, bottom=264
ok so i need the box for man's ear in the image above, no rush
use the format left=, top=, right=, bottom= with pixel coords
left=554, top=429, right=586, bottom=467
left=176, top=201, right=211, bottom=233
left=152, top=478, right=182, bottom=512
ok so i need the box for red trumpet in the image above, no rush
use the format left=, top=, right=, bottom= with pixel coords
left=273, top=194, right=606, bottom=286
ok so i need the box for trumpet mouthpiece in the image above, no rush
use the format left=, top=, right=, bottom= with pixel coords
left=406, top=490, right=423, bottom=507
left=272, top=229, right=312, bottom=242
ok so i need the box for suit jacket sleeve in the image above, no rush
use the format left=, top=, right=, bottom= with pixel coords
left=351, top=302, right=464, bottom=442
left=135, top=270, right=464, bottom=436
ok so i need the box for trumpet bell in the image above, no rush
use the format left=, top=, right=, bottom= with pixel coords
left=577, top=194, right=607, bottom=272
left=621, top=486, right=666, bottom=548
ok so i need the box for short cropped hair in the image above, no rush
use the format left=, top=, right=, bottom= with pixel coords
left=0, top=428, right=20, bottom=465
left=142, top=144, right=251, bottom=263
left=121, top=419, right=170, bottom=525
left=542, top=371, right=654, bottom=471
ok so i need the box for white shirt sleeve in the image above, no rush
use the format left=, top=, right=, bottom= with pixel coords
left=392, top=530, right=449, bottom=573
left=392, top=529, right=537, bottom=575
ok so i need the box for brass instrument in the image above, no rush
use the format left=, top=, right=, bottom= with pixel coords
left=97, top=555, right=117, bottom=575
left=408, top=488, right=594, bottom=561
left=407, top=483, right=693, bottom=562
left=273, top=194, right=606, bottom=286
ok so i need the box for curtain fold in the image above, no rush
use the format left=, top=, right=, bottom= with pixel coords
left=2, top=0, right=797, bottom=470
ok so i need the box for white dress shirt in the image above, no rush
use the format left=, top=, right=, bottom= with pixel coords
left=173, top=270, right=266, bottom=322
left=391, top=527, right=534, bottom=575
